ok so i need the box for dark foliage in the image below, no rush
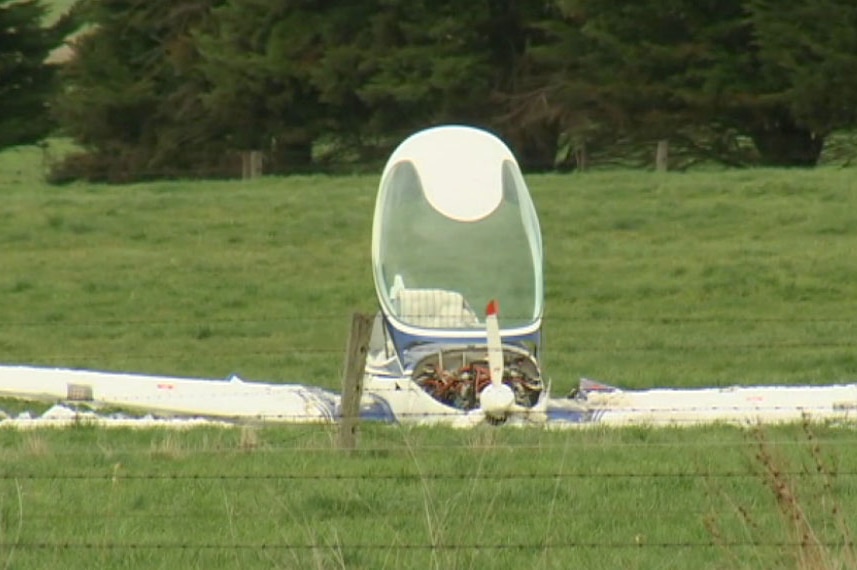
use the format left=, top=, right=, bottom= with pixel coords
left=44, top=0, right=857, bottom=180
left=0, top=0, right=74, bottom=150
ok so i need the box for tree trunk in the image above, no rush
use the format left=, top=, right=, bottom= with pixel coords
left=750, top=120, right=824, bottom=167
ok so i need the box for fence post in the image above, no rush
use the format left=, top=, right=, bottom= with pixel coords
left=339, top=312, right=372, bottom=451
left=656, top=140, right=669, bottom=172
left=241, top=151, right=264, bottom=179
left=574, top=141, right=588, bottom=172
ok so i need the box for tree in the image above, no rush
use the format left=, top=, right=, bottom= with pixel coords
left=523, top=0, right=857, bottom=167
left=746, top=0, right=857, bottom=165
left=477, top=0, right=563, bottom=169
left=52, top=0, right=555, bottom=178
left=195, top=0, right=533, bottom=170
left=524, top=0, right=760, bottom=167
left=51, top=0, right=226, bottom=182
left=325, top=0, right=555, bottom=169
left=494, top=2, right=597, bottom=169
left=194, top=0, right=333, bottom=172
left=0, top=0, right=72, bottom=150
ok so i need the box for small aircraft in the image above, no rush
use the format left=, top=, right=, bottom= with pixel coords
left=363, top=125, right=550, bottom=424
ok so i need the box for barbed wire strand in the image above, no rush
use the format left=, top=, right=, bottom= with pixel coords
left=0, top=540, right=847, bottom=551
left=0, top=471, right=856, bottom=481
left=5, top=315, right=857, bottom=327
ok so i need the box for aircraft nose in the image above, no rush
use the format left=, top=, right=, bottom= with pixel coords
left=479, top=383, right=515, bottom=419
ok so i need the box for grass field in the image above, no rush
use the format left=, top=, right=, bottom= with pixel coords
left=3, top=146, right=857, bottom=394
left=3, top=145, right=857, bottom=568
left=0, top=423, right=856, bottom=569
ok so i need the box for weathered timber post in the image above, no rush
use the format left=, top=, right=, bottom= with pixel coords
left=250, top=150, right=263, bottom=178
left=338, top=312, right=373, bottom=451
left=241, top=151, right=264, bottom=179
left=241, top=152, right=250, bottom=179
left=574, top=141, right=588, bottom=172
left=656, top=140, right=669, bottom=172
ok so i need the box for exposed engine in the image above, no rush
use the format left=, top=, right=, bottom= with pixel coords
left=412, top=347, right=543, bottom=411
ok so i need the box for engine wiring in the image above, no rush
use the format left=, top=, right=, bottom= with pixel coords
left=413, top=350, right=543, bottom=411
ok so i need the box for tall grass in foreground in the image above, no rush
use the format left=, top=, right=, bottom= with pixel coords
left=705, top=420, right=857, bottom=570
left=0, top=423, right=855, bottom=569
left=754, top=425, right=856, bottom=569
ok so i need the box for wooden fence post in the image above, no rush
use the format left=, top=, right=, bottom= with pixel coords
left=574, top=141, right=588, bottom=172
left=656, top=140, right=669, bottom=172
left=241, top=150, right=264, bottom=179
left=338, top=312, right=373, bottom=451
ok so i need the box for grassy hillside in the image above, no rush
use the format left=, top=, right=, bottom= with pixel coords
left=2, top=150, right=857, bottom=393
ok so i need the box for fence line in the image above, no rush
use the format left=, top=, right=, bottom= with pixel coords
left=0, top=410, right=852, bottom=563
left=6, top=314, right=857, bottom=327
left=0, top=540, right=843, bottom=551
left=2, top=438, right=855, bottom=454
left=0, top=471, right=855, bottom=481
left=10, top=339, right=857, bottom=362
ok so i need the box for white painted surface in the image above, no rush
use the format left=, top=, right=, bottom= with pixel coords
left=579, top=383, right=857, bottom=426
left=2, top=365, right=857, bottom=428
left=3, top=404, right=228, bottom=429
left=479, top=383, right=516, bottom=418
left=0, top=365, right=336, bottom=424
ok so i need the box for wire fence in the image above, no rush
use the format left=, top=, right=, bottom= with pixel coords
left=1, top=470, right=857, bottom=481
left=0, top=454, right=855, bottom=562
left=3, top=315, right=857, bottom=567
left=0, top=541, right=851, bottom=550
left=7, top=314, right=857, bottom=326
left=0, top=430, right=855, bottom=567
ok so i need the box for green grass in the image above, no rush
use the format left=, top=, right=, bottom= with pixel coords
left=540, top=168, right=857, bottom=390
left=0, top=423, right=855, bottom=569
left=3, top=146, right=857, bottom=568
left=1, top=171, right=376, bottom=385
left=3, top=154, right=857, bottom=392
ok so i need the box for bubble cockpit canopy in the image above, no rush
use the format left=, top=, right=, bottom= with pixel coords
left=372, top=126, right=543, bottom=339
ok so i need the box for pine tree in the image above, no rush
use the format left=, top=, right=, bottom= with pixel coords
left=747, top=0, right=857, bottom=165
left=532, top=0, right=856, bottom=167
left=194, top=0, right=332, bottom=172
left=52, top=0, right=224, bottom=181
left=0, top=0, right=70, bottom=149
left=195, top=0, right=511, bottom=170
left=536, top=0, right=758, bottom=166
left=53, top=0, right=550, bottom=177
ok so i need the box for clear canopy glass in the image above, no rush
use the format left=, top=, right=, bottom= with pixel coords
left=372, top=129, right=543, bottom=333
